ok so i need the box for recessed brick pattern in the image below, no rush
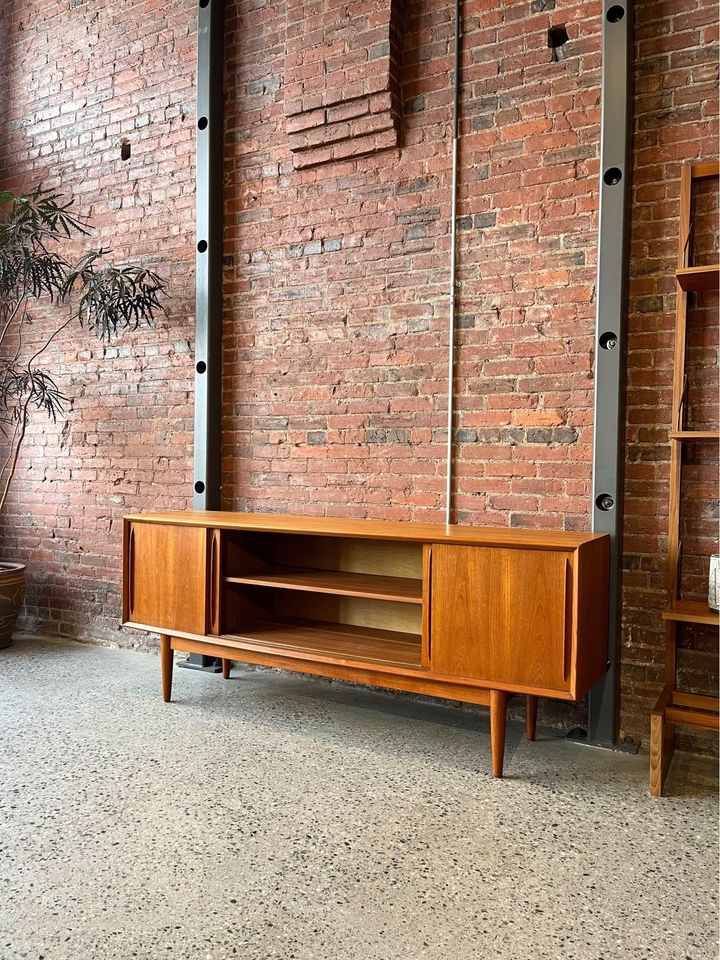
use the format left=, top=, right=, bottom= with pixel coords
left=284, top=0, right=404, bottom=167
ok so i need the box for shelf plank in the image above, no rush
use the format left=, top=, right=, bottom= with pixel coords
left=225, top=567, right=423, bottom=603
left=673, top=691, right=720, bottom=713
left=662, top=599, right=719, bottom=626
left=676, top=264, right=719, bottom=292
left=690, top=162, right=720, bottom=180
left=222, top=618, right=423, bottom=668
left=668, top=430, right=720, bottom=441
left=665, top=705, right=720, bottom=732
left=652, top=686, right=719, bottom=735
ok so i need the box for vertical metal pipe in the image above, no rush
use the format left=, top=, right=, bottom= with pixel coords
left=445, top=0, right=461, bottom=526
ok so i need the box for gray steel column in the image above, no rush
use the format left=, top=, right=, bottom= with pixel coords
left=587, top=0, right=633, bottom=745
left=193, top=0, right=224, bottom=510
left=182, top=0, right=224, bottom=671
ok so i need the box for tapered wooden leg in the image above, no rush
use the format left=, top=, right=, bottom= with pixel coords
left=490, top=689, right=508, bottom=778
left=650, top=714, right=668, bottom=797
left=526, top=695, right=538, bottom=742
left=649, top=715, right=662, bottom=797
left=160, top=634, right=173, bottom=703
left=650, top=685, right=675, bottom=797
left=222, top=658, right=231, bottom=679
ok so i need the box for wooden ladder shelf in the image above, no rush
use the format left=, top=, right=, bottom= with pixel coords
left=649, top=160, right=720, bottom=797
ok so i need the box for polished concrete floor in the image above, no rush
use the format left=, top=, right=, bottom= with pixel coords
left=1, top=637, right=717, bottom=960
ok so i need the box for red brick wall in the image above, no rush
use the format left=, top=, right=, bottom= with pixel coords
left=622, top=0, right=719, bottom=753
left=1, top=0, right=717, bottom=749
left=223, top=0, right=601, bottom=525
left=0, top=0, right=198, bottom=645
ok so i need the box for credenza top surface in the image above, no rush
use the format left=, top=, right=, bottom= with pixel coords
left=125, top=510, right=607, bottom=550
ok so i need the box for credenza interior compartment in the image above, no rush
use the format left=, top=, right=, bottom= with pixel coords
left=223, top=532, right=422, bottom=592
left=219, top=531, right=425, bottom=667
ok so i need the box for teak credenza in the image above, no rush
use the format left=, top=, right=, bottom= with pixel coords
left=122, top=512, right=610, bottom=778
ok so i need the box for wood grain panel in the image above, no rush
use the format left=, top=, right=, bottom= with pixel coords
left=675, top=264, right=719, bottom=292
left=223, top=582, right=276, bottom=635
left=171, top=635, right=492, bottom=707
left=223, top=618, right=422, bottom=667
left=271, top=591, right=423, bottom=636
left=209, top=529, right=222, bottom=635
left=126, top=522, right=207, bottom=635
left=665, top=705, right=720, bottom=731
left=126, top=511, right=606, bottom=550
left=661, top=599, right=719, bottom=626
left=421, top=544, right=432, bottom=668
left=571, top=536, right=609, bottom=699
left=224, top=531, right=272, bottom=577
left=269, top=535, right=423, bottom=579
left=430, top=545, right=572, bottom=693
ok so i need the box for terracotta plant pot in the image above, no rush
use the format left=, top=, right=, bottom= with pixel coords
left=0, top=563, right=26, bottom=649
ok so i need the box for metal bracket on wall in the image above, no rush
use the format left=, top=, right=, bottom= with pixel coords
left=587, top=0, right=633, bottom=747
left=183, top=0, right=225, bottom=670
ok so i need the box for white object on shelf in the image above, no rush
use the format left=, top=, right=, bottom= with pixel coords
left=709, top=555, right=720, bottom=612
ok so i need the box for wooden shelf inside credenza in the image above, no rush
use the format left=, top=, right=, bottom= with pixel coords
left=222, top=618, right=423, bottom=668
left=225, top=567, right=422, bottom=603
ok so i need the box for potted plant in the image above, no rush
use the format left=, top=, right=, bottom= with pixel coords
left=0, top=185, right=166, bottom=647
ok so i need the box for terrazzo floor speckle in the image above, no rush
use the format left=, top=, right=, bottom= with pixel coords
left=0, top=636, right=717, bottom=960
